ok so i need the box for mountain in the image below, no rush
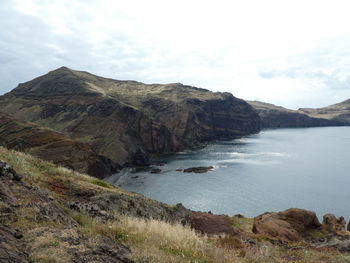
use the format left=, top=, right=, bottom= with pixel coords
left=0, top=112, right=112, bottom=178
left=0, top=67, right=261, bottom=167
left=299, top=99, right=350, bottom=124
left=247, top=100, right=347, bottom=128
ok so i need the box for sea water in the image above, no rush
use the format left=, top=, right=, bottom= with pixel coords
left=111, top=127, right=350, bottom=219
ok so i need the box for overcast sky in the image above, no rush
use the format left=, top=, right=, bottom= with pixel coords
left=1, top=0, right=350, bottom=109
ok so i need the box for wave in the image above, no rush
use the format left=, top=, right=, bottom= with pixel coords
left=217, top=159, right=280, bottom=165
left=210, top=151, right=290, bottom=158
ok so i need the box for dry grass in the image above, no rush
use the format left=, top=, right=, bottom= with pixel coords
left=0, top=146, right=136, bottom=198
left=74, top=215, right=350, bottom=263
left=78, top=215, right=236, bottom=263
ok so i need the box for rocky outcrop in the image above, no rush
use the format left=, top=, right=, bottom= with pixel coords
left=71, top=193, right=192, bottom=225
left=252, top=208, right=321, bottom=241
left=0, top=225, right=28, bottom=263
left=0, top=112, right=112, bottom=178
left=190, top=212, right=235, bottom=235
left=322, top=214, right=346, bottom=233
left=0, top=160, right=134, bottom=263
left=247, top=101, right=346, bottom=128
left=0, top=67, right=261, bottom=167
left=27, top=227, right=134, bottom=263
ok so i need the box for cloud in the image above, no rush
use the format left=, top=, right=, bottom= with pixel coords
left=1, top=0, right=350, bottom=109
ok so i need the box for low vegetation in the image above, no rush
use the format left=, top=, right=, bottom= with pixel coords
left=90, top=178, right=110, bottom=188
left=1, top=146, right=350, bottom=262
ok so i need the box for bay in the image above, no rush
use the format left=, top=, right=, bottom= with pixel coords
left=115, top=127, right=350, bottom=220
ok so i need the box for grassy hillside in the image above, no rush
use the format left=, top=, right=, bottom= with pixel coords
left=300, top=99, right=350, bottom=124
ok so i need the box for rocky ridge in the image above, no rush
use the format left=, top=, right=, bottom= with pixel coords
left=248, top=100, right=347, bottom=128
left=300, top=99, right=350, bottom=124
left=0, top=67, right=261, bottom=169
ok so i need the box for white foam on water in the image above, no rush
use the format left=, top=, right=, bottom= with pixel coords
left=211, top=151, right=290, bottom=158
left=217, top=158, right=279, bottom=165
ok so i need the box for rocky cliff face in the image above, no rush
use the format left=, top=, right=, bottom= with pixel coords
left=299, top=99, right=350, bottom=124
left=0, top=67, right=261, bottom=167
left=0, top=112, right=112, bottom=178
left=247, top=101, right=346, bottom=128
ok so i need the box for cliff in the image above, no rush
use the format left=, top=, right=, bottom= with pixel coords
left=0, top=112, right=112, bottom=178
left=299, top=99, right=350, bottom=124
left=247, top=100, right=346, bottom=128
left=0, top=67, right=260, bottom=167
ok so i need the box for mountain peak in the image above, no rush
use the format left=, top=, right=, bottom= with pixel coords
left=10, top=66, right=90, bottom=96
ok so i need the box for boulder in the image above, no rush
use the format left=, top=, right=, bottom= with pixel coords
left=150, top=168, right=161, bottom=174
left=0, top=161, right=21, bottom=181
left=322, top=214, right=346, bottom=233
left=190, top=212, right=234, bottom=235
left=183, top=166, right=213, bottom=173
left=252, top=208, right=321, bottom=241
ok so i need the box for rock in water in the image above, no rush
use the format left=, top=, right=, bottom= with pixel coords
left=150, top=168, right=161, bottom=174
left=252, top=208, right=321, bottom=241
left=183, top=166, right=214, bottom=173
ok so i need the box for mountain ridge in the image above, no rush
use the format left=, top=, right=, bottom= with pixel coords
left=247, top=100, right=348, bottom=128
left=299, top=98, right=350, bottom=123
left=0, top=67, right=261, bottom=170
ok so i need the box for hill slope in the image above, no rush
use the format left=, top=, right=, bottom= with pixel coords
left=0, top=112, right=112, bottom=178
left=0, top=67, right=261, bottom=167
left=248, top=100, right=347, bottom=128
left=300, top=99, right=350, bottom=124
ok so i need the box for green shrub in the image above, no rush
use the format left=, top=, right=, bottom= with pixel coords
left=73, top=212, right=93, bottom=227
left=90, top=179, right=110, bottom=188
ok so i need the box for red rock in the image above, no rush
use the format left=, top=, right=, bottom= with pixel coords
left=252, top=208, right=321, bottom=241
left=190, top=212, right=234, bottom=235
left=322, top=214, right=346, bottom=233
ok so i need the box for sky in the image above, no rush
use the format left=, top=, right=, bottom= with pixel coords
left=1, top=0, right=350, bottom=109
